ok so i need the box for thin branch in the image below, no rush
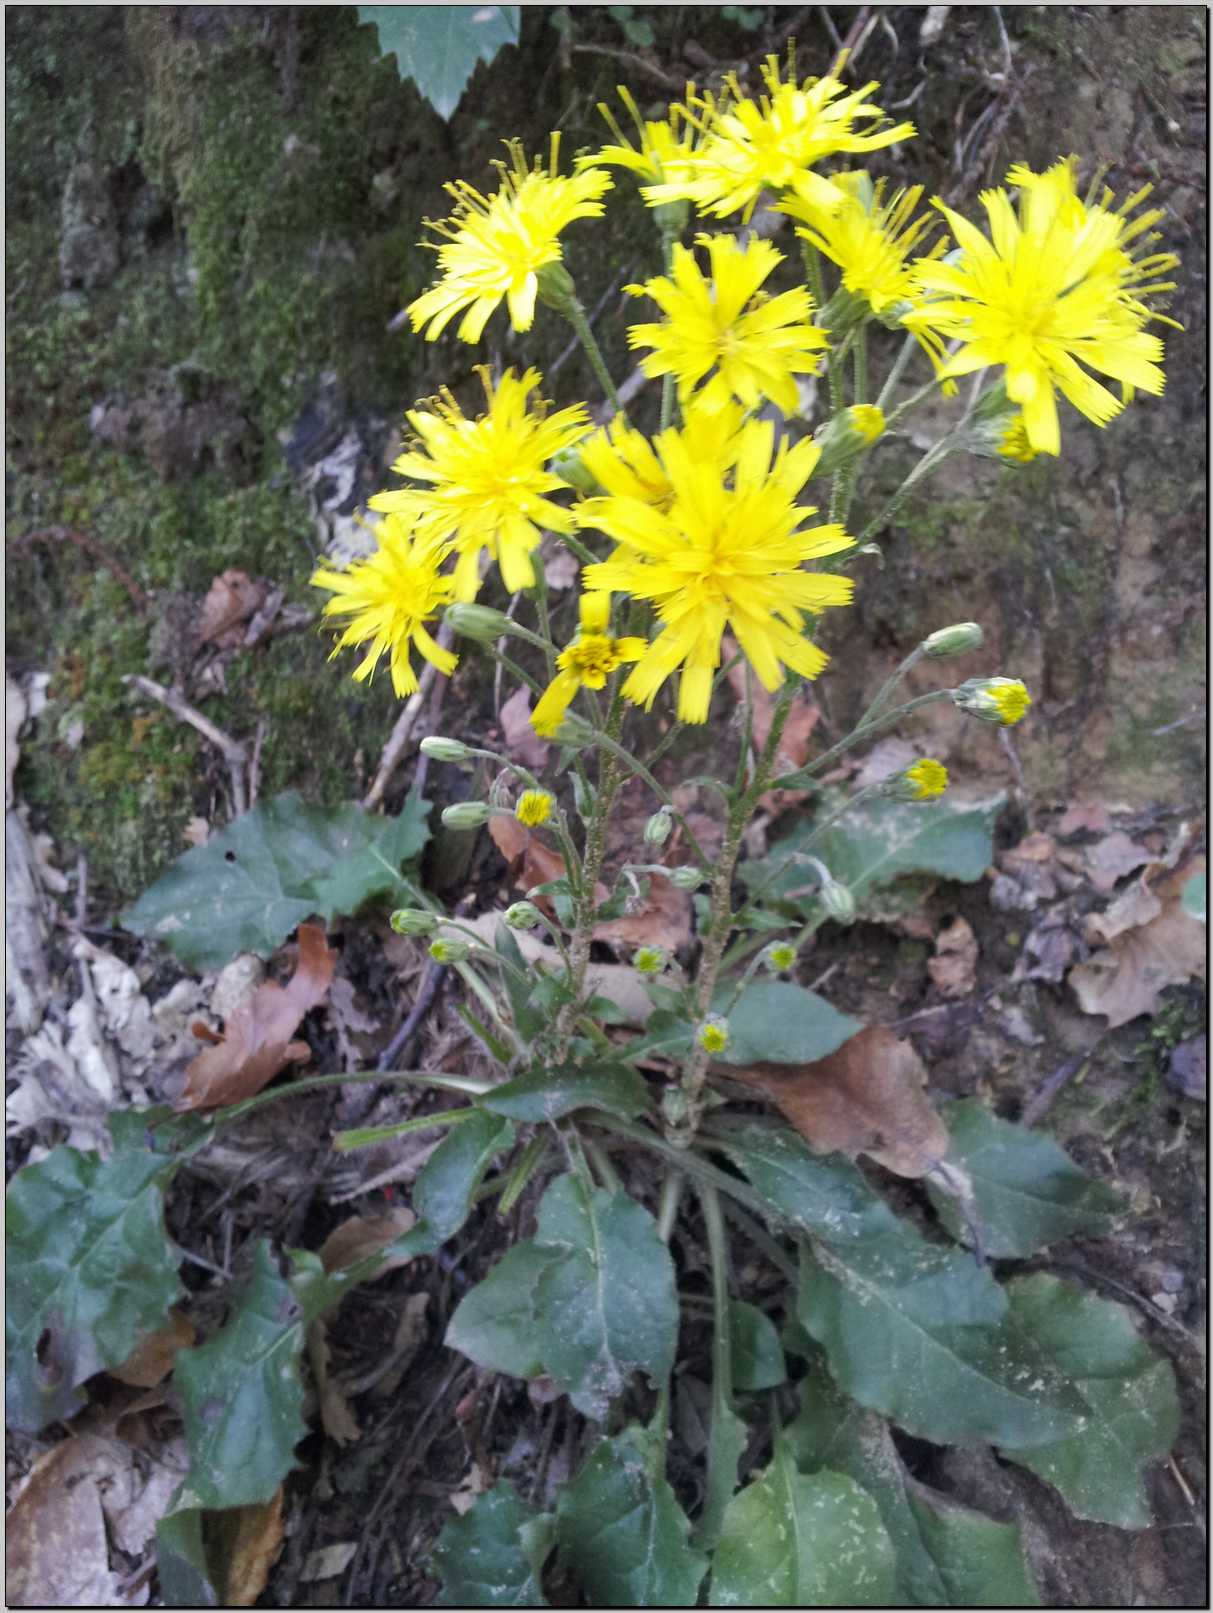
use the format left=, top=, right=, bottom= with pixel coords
left=361, top=622, right=455, bottom=810
left=123, top=673, right=249, bottom=817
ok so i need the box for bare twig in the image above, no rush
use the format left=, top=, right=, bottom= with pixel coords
left=1021, top=1053, right=1090, bottom=1127
left=361, top=623, right=455, bottom=810
left=10, top=525, right=149, bottom=611
left=379, top=962, right=447, bottom=1073
left=570, top=40, right=684, bottom=91
left=248, top=715, right=267, bottom=808
left=122, top=673, right=249, bottom=817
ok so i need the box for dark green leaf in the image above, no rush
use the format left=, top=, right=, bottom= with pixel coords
left=122, top=790, right=430, bottom=968
left=6, top=1131, right=184, bottom=1433
left=710, top=1435, right=895, bottom=1606
left=743, top=795, right=1004, bottom=915
left=360, top=5, right=520, bottom=120
left=156, top=1503, right=219, bottom=1608
left=557, top=1424, right=707, bottom=1606
left=713, top=981, right=861, bottom=1065
left=495, top=923, right=545, bottom=1042
left=532, top=1175, right=678, bottom=1419
left=433, top=1483, right=554, bottom=1607
left=928, top=1100, right=1123, bottom=1258
left=787, top=1368, right=1040, bottom=1606
left=729, top=1300, right=787, bottom=1391
left=711, top=1123, right=900, bottom=1245
left=174, top=1242, right=336, bottom=1509
left=446, top=1242, right=554, bottom=1380
left=797, top=1235, right=1089, bottom=1449
left=414, top=1110, right=514, bottom=1241
left=1000, top=1274, right=1180, bottom=1527
left=480, top=1063, right=651, bottom=1122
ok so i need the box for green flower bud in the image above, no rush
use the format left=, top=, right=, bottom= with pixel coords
left=429, top=938, right=472, bottom=964
left=389, top=907, right=438, bottom=937
left=954, top=677, right=1032, bottom=727
left=922, top=622, right=983, bottom=658
left=643, top=808, right=673, bottom=847
left=819, top=875, right=857, bottom=925
left=549, top=445, right=601, bottom=497
left=504, top=901, right=544, bottom=931
left=667, top=866, right=703, bottom=892
left=441, top=800, right=493, bottom=830
left=419, top=735, right=473, bottom=762
left=546, top=712, right=597, bottom=749
left=535, top=260, right=577, bottom=315
left=813, top=404, right=886, bottom=476
left=633, top=945, right=667, bottom=976
left=444, top=603, right=514, bottom=642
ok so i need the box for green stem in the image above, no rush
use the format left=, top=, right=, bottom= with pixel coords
left=333, top=1105, right=478, bottom=1152
left=656, top=1170, right=685, bottom=1242
left=589, top=1113, right=774, bottom=1222
left=218, top=1065, right=492, bottom=1127
left=857, top=644, right=926, bottom=728
left=585, top=725, right=709, bottom=868
left=875, top=329, right=918, bottom=413
left=696, top=1179, right=744, bottom=1549
left=767, top=689, right=955, bottom=791
left=565, top=295, right=626, bottom=418
left=585, top=1135, right=623, bottom=1193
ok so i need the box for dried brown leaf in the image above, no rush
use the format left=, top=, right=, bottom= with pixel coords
left=6, top=1436, right=128, bottom=1606
left=592, top=871, right=692, bottom=953
left=726, top=1026, right=949, bottom=1178
left=498, top=684, right=551, bottom=771
left=215, top=1489, right=286, bottom=1608
left=177, top=922, right=336, bottom=1110
left=318, top=1207, right=417, bottom=1274
left=927, top=915, right=979, bottom=999
left=488, top=815, right=608, bottom=917
left=197, top=568, right=269, bottom=648
left=1069, top=856, right=1207, bottom=1028
left=1056, top=801, right=1113, bottom=836
left=109, top=1309, right=196, bottom=1388
left=1084, top=830, right=1153, bottom=893
left=723, top=642, right=820, bottom=815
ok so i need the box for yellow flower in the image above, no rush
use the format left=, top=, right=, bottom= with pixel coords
left=579, top=418, right=855, bottom=723
left=580, top=84, right=713, bottom=187
left=764, top=941, right=798, bottom=972
left=900, top=758, right=949, bottom=800
left=955, top=677, right=1032, bottom=726
left=997, top=415, right=1039, bottom=463
left=907, top=159, right=1179, bottom=455
left=531, top=592, right=647, bottom=737
left=780, top=170, right=943, bottom=315
left=408, top=136, right=612, bottom=343
left=625, top=234, right=830, bottom=416
left=310, top=514, right=457, bottom=698
left=369, top=368, right=589, bottom=602
left=644, top=56, right=916, bottom=221
left=516, top=789, right=555, bottom=827
left=696, top=1016, right=730, bottom=1054
left=633, top=945, right=667, bottom=975
left=579, top=399, right=748, bottom=511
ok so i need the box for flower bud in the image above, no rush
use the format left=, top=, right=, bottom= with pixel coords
left=549, top=445, right=601, bottom=497
left=444, top=603, right=514, bottom=642
left=429, top=938, right=472, bottom=964
left=419, top=735, right=473, bottom=762
left=516, top=789, right=555, bottom=827
left=763, top=941, right=798, bottom=974
left=954, top=677, right=1032, bottom=727
left=661, top=1084, right=690, bottom=1126
left=534, top=260, right=577, bottom=315
left=887, top=758, right=949, bottom=801
left=389, top=907, right=438, bottom=936
left=819, top=875, right=857, bottom=925
left=633, top=945, right=667, bottom=976
left=441, top=800, right=493, bottom=830
left=921, top=622, right=983, bottom=658
left=546, top=712, right=597, bottom=749
left=667, top=866, right=703, bottom=891
left=696, top=1016, right=730, bottom=1055
left=504, top=901, right=544, bottom=930
left=643, top=808, right=673, bottom=848
left=813, top=404, right=886, bottom=476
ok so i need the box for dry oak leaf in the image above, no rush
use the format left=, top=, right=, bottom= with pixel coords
left=725, top=1026, right=949, bottom=1178
left=488, top=814, right=607, bottom=916
left=1069, top=855, right=1206, bottom=1029
left=6, top=1435, right=131, bottom=1606
left=724, top=639, right=820, bottom=814
left=214, top=1488, right=286, bottom=1609
left=197, top=568, right=269, bottom=648
left=176, top=921, right=336, bottom=1110
left=1084, top=830, right=1153, bottom=893
left=498, top=683, right=551, bottom=772
left=927, top=915, right=979, bottom=999
left=592, top=870, right=692, bottom=953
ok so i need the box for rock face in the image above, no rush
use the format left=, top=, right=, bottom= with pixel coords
left=89, top=365, right=260, bottom=483
left=59, top=157, right=120, bottom=290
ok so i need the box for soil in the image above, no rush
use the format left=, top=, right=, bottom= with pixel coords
left=5, top=6, right=1207, bottom=1608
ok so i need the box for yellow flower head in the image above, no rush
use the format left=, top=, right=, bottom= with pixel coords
left=696, top=1016, right=730, bottom=1055
left=408, top=136, right=613, bottom=343
left=907, top=158, right=1179, bottom=454
left=369, top=368, right=589, bottom=602
left=579, top=398, right=748, bottom=511
left=955, top=677, right=1033, bottom=726
left=531, top=592, right=647, bottom=737
left=633, top=945, right=667, bottom=975
left=625, top=234, right=830, bottom=416
left=579, top=418, right=855, bottom=724
left=997, top=414, right=1039, bottom=463
left=899, top=758, right=949, bottom=800
left=780, top=170, right=944, bottom=315
left=764, top=941, right=798, bottom=973
left=644, top=55, right=916, bottom=221
left=581, top=84, right=713, bottom=187
left=516, top=789, right=555, bottom=827
left=310, top=514, right=457, bottom=698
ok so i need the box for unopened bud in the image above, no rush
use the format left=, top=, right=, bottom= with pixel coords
left=429, top=938, right=471, bottom=964
left=445, top=603, right=514, bottom=642
left=535, top=260, right=577, bottom=315
left=954, top=677, right=1032, bottom=727
left=633, top=945, right=667, bottom=976
left=819, top=875, right=856, bottom=925
left=643, top=809, right=673, bottom=847
left=887, top=758, right=949, bottom=801
left=420, top=735, right=473, bottom=762
left=389, top=907, right=438, bottom=936
left=547, top=712, right=597, bottom=749
left=504, top=901, right=544, bottom=930
left=922, top=622, right=983, bottom=658
left=441, top=800, right=492, bottom=830
left=813, top=404, right=886, bottom=476
left=668, top=866, right=703, bottom=892
left=549, top=445, right=601, bottom=497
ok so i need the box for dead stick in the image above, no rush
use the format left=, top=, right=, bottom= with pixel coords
left=361, top=623, right=455, bottom=811
left=10, top=525, right=149, bottom=611
left=123, top=673, right=249, bottom=817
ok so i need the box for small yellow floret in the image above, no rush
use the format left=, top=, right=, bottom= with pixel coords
left=697, top=1018, right=730, bottom=1055
left=531, top=593, right=647, bottom=736
left=903, top=759, right=949, bottom=800
left=633, top=946, right=667, bottom=975
left=516, top=790, right=555, bottom=827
